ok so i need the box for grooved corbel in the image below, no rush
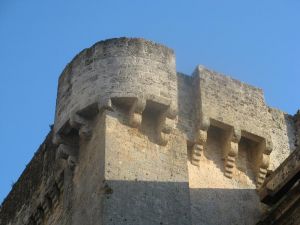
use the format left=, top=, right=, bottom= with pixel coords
left=192, top=116, right=210, bottom=166
left=256, top=140, right=272, bottom=188
left=257, top=154, right=270, bottom=188
left=128, top=98, right=146, bottom=128
left=57, top=144, right=77, bottom=169
left=224, top=128, right=241, bottom=179
left=146, top=96, right=177, bottom=146
left=70, top=113, right=92, bottom=139
left=191, top=130, right=207, bottom=166
left=157, top=112, right=177, bottom=146
left=53, top=97, right=113, bottom=145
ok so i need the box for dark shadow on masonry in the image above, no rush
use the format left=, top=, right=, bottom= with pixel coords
left=101, top=180, right=262, bottom=225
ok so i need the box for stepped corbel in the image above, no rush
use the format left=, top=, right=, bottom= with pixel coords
left=224, top=128, right=241, bottom=179
left=256, top=139, right=272, bottom=188
left=156, top=107, right=177, bottom=146
left=69, top=112, right=92, bottom=140
left=191, top=116, right=210, bottom=166
left=128, top=98, right=146, bottom=128
left=57, top=144, right=77, bottom=169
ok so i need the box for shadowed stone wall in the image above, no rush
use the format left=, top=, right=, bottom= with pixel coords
left=0, top=37, right=298, bottom=225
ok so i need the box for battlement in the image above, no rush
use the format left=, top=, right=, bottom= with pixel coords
left=1, top=38, right=298, bottom=225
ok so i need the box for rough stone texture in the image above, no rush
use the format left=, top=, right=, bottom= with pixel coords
left=1, top=37, right=298, bottom=225
left=188, top=127, right=262, bottom=225
left=54, top=38, right=176, bottom=135
left=258, top=144, right=300, bottom=224
left=0, top=131, right=65, bottom=225
left=268, top=108, right=296, bottom=171
left=103, top=111, right=191, bottom=225
left=295, top=110, right=300, bottom=147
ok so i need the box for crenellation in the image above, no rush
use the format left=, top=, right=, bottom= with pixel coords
left=1, top=37, right=298, bottom=225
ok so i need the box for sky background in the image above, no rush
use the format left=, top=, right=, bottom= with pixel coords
left=0, top=0, right=299, bottom=203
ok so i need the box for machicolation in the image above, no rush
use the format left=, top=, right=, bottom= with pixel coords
left=1, top=37, right=299, bottom=225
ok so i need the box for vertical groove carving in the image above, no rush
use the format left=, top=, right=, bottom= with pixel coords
left=256, top=140, right=272, bottom=188
left=191, top=129, right=208, bottom=166
left=224, top=128, right=241, bottom=179
left=191, top=115, right=210, bottom=166
left=157, top=109, right=177, bottom=146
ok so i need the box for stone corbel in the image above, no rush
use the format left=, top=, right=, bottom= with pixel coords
left=145, top=95, right=177, bottom=146
left=128, top=98, right=146, bottom=128
left=52, top=133, right=63, bottom=146
left=256, top=139, right=272, bottom=188
left=156, top=108, right=177, bottom=146
left=224, top=128, right=241, bottom=179
left=53, top=97, right=113, bottom=144
left=97, top=97, right=113, bottom=114
left=57, top=144, right=77, bottom=169
left=69, top=97, right=113, bottom=140
left=69, top=112, right=92, bottom=140
left=191, top=116, right=210, bottom=166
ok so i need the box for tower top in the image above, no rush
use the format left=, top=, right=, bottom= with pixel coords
left=54, top=37, right=176, bottom=136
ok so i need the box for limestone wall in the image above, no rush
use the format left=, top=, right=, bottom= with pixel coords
left=54, top=38, right=176, bottom=135
left=194, top=66, right=270, bottom=138
left=0, top=132, right=65, bottom=225
left=102, top=110, right=191, bottom=225
left=186, top=66, right=297, bottom=225
left=1, top=38, right=298, bottom=225
left=268, top=108, right=296, bottom=170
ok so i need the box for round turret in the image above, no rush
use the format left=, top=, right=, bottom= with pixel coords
left=54, top=38, right=176, bottom=134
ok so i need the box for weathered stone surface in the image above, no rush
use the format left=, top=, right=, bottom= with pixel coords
left=259, top=148, right=300, bottom=205
left=0, top=37, right=298, bottom=225
left=258, top=145, right=300, bottom=224
left=54, top=38, right=176, bottom=137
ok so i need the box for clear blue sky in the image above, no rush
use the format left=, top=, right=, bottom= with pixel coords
left=0, top=0, right=299, bottom=203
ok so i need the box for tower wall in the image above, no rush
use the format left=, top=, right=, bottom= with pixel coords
left=54, top=38, right=177, bottom=135
left=52, top=38, right=191, bottom=225
left=0, top=37, right=298, bottom=225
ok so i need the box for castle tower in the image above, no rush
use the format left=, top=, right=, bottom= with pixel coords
left=53, top=38, right=191, bottom=225
left=0, top=38, right=298, bottom=225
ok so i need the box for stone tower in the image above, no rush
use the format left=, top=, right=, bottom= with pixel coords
left=0, top=38, right=299, bottom=225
